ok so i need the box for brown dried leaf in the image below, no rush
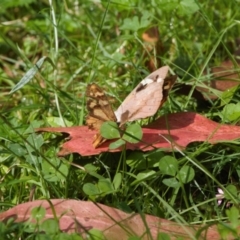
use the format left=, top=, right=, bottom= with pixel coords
left=142, top=26, right=164, bottom=71
left=199, top=60, right=240, bottom=100
left=211, top=60, right=240, bottom=91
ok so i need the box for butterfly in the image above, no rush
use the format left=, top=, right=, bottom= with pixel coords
left=114, top=66, right=177, bottom=126
left=86, top=66, right=177, bottom=148
left=86, top=83, right=117, bottom=148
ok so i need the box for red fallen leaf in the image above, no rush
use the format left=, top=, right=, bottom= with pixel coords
left=0, top=199, right=232, bottom=239
left=36, top=112, right=240, bottom=156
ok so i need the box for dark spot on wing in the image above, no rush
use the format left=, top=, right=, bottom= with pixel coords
left=154, top=74, right=159, bottom=81
left=136, top=83, right=146, bottom=92
left=120, top=110, right=130, bottom=124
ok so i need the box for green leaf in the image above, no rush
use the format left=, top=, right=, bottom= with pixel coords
left=40, top=219, right=59, bottom=234
left=22, top=221, right=37, bottom=234
left=162, top=178, right=180, bottom=188
left=34, top=233, right=50, bottom=240
left=0, top=221, right=7, bottom=233
left=87, top=229, right=105, bottom=240
left=87, top=170, right=105, bottom=180
left=83, top=183, right=100, bottom=196
left=221, top=85, right=239, bottom=106
left=1, top=0, right=36, bottom=11
left=220, top=103, right=240, bottom=122
left=177, top=165, right=195, bottom=184
left=122, top=123, right=142, bottom=143
left=101, top=0, right=137, bottom=11
left=157, top=0, right=178, bottom=12
left=84, top=165, right=105, bottom=180
left=226, top=206, right=240, bottom=229
left=225, top=184, right=238, bottom=200
left=179, top=0, right=200, bottom=15
left=42, top=158, right=69, bottom=182
left=31, top=206, right=46, bottom=221
left=146, top=150, right=165, bottom=168
left=46, top=117, right=73, bottom=127
left=120, top=12, right=152, bottom=32
left=157, top=232, right=171, bottom=240
left=97, top=178, right=114, bottom=194
left=113, top=173, right=122, bottom=190
left=68, top=233, right=83, bottom=240
left=109, top=139, right=126, bottom=149
left=120, top=16, right=140, bottom=31
left=26, top=154, right=42, bottom=166
left=139, top=11, right=152, bottom=28
left=55, top=163, right=69, bottom=181
left=24, top=120, right=44, bottom=134
left=126, top=152, right=146, bottom=170
left=26, top=133, right=44, bottom=152
left=217, top=223, right=233, bottom=239
left=57, top=233, right=76, bottom=240
left=8, top=143, right=26, bottom=157
left=9, top=56, right=54, bottom=94
left=159, top=156, right=178, bottom=176
left=100, top=121, right=120, bottom=139
left=84, top=164, right=98, bottom=172
left=136, top=170, right=156, bottom=182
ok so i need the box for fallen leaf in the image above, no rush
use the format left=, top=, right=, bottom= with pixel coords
left=199, top=60, right=240, bottom=100
left=0, top=199, right=232, bottom=239
left=141, top=26, right=164, bottom=72
left=36, top=112, right=240, bottom=156
left=211, top=60, right=240, bottom=91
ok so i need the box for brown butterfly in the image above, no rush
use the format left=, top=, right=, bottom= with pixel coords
left=86, top=66, right=177, bottom=148
left=86, top=83, right=117, bottom=148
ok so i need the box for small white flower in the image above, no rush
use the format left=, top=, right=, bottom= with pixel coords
left=216, top=188, right=225, bottom=205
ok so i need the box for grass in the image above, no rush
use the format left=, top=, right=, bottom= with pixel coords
left=1, top=0, right=240, bottom=239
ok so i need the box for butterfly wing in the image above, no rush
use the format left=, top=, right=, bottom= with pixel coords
left=86, top=83, right=117, bottom=148
left=86, top=67, right=176, bottom=147
left=115, top=66, right=176, bottom=126
left=158, top=75, right=177, bottom=108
